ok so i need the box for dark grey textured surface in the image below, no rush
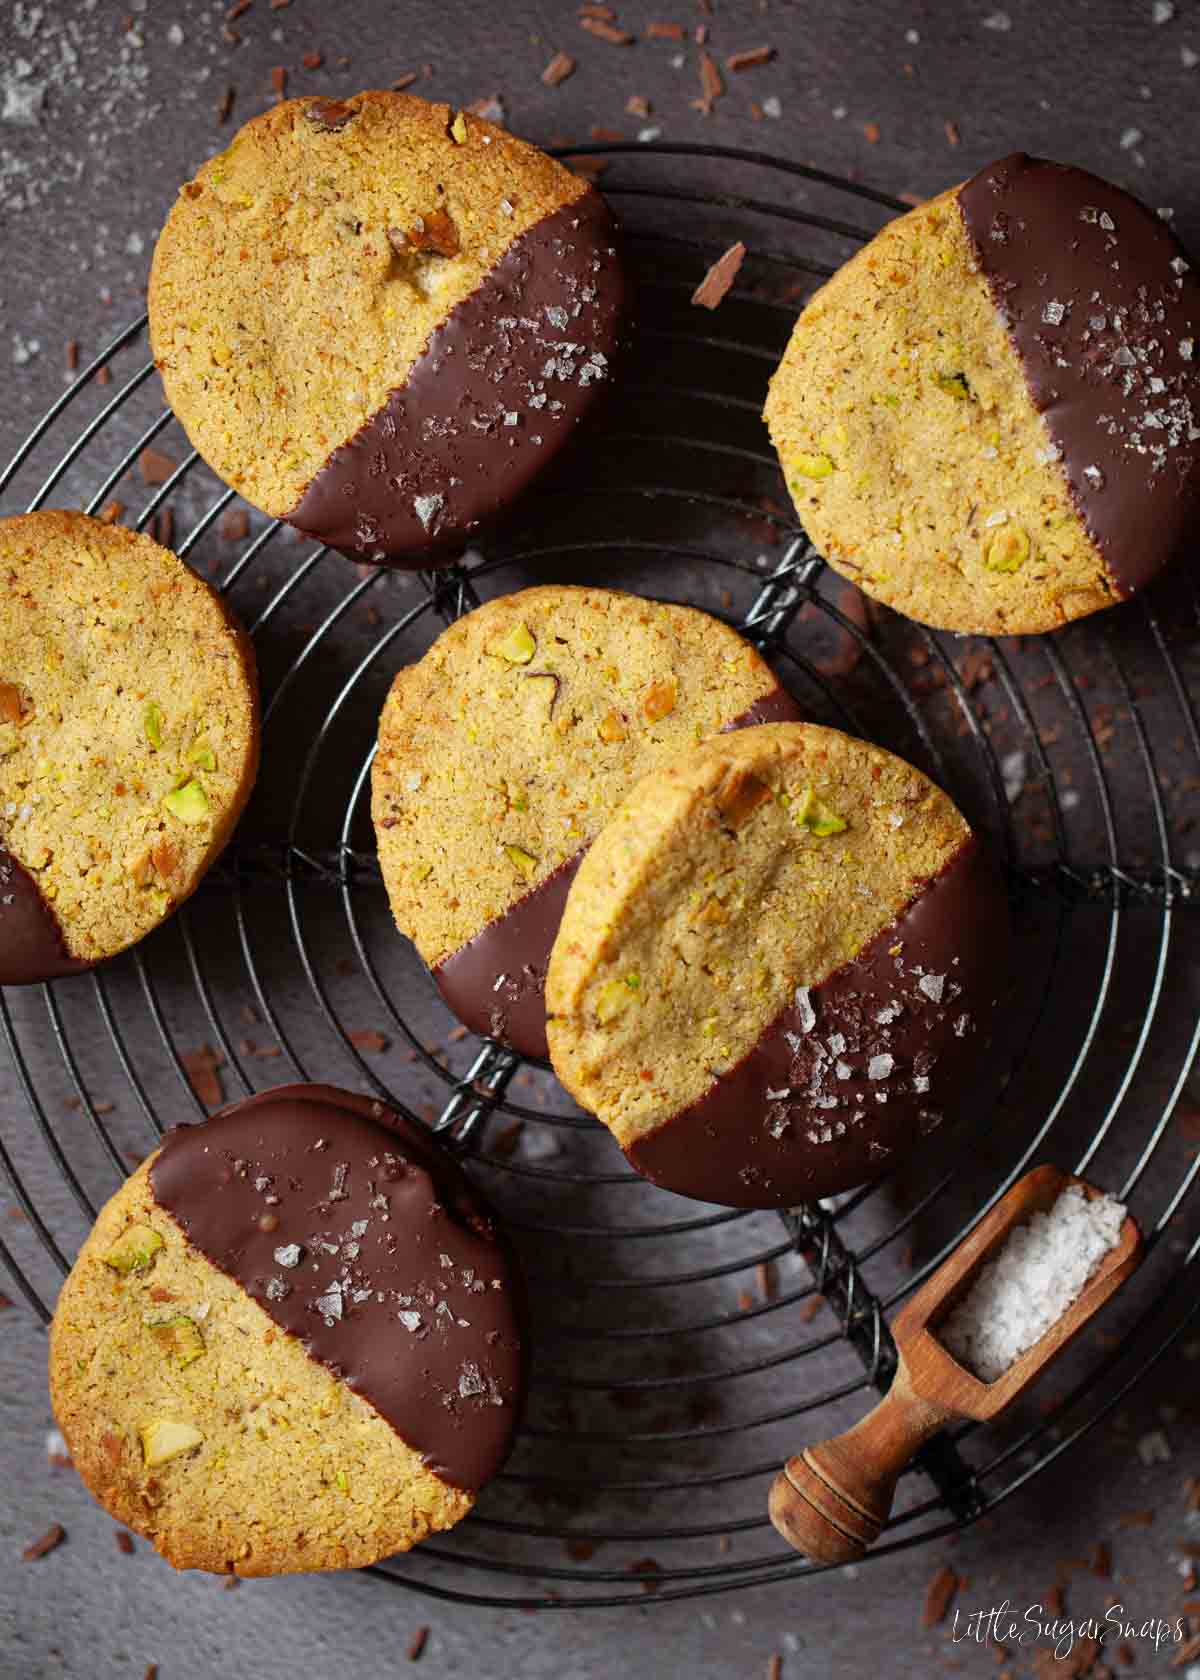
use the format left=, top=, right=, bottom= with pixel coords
left=3, top=2, right=1200, bottom=1677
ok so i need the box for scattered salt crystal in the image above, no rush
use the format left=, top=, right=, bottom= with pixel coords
left=765, top=1087, right=790, bottom=1100
left=939, top=1185, right=1125, bottom=1383
left=1181, top=338, right=1195, bottom=361
left=876, top=1001, right=902, bottom=1024
left=1138, top=1428, right=1172, bottom=1465
left=274, top=1243, right=303, bottom=1268
left=761, top=96, right=782, bottom=119
left=459, top=1361, right=487, bottom=1398
left=1120, top=126, right=1144, bottom=151
left=637, top=126, right=662, bottom=142
left=1001, top=749, right=1027, bottom=804
left=1153, top=0, right=1175, bottom=20
left=1182, top=44, right=1199, bottom=68
left=1042, top=300, right=1066, bottom=325
left=399, top=1310, right=423, bottom=1333
left=1083, top=463, right=1106, bottom=488
left=45, top=1429, right=69, bottom=1462
left=265, top=1277, right=291, bottom=1301
left=918, top=973, right=946, bottom=1003
left=1099, top=211, right=1116, bottom=231
left=867, top=1054, right=894, bottom=1081
left=1171, top=255, right=1191, bottom=274
left=982, top=9, right=1012, bottom=28
left=793, top=987, right=816, bottom=1033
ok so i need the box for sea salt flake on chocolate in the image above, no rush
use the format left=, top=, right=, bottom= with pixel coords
left=794, top=986, right=816, bottom=1032
left=1083, top=464, right=1106, bottom=488
left=314, top=1284, right=343, bottom=1322
left=413, top=493, right=444, bottom=529
left=1099, top=211, right=1116, bottom=231
left=835, top=1060, right=853, bottom=1080
left=264, top=1277, right=291, bottom=1300
left=875, top=1002, right=902, bottom=1025
left=398, top=1309, right=424, bottom=1333
left=274, top=1243, right=303, bottom=1268
left=868, top=1054, right=894, bottom=1081
left=765, top=1087, right=790, bottom=1100
left=918, top=973, right=946, bottom=1003
left=1042, top=300, right=1067, bottom=325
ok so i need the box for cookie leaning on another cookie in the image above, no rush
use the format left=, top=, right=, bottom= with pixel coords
left=49, top=1084, right=526, bottom=1576
left=0, top=511, right=258, bottom=986
left=371, top=586, right=799, bottom=1059
left=149, top=91, right=627, bottom=566
left=766, top=153, right=1200, bottom=635
left=546, top=723, right=1011, bottom=1207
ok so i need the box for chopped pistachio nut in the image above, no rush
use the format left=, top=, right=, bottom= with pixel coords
left=410, top=861, right=433, bottom=882
left=493, top=622, right=536, bottom=664
left=103, top=1224, right=164, bottom=1275
left=187, top=738, right=217, bottom=772
left=147, top=1314, right=206, bottom=1369
left=140, top=1418, right=204, bottom=1468
left=983, top=524, right=1031, bottom=574
left=450, top=110, right=468, bottom=144
left=598, top=708, right=627, bottom=743
left=503, top=843, right=538, bottom=878
left=596, top=975, right=639, bottom=1023
left=934, top=371, right=972, bottom=400
left=143, top=702, right=164, bottom=750
left=793, top=785, right=847, bottom=837
left=335, top=1469, right=349, bottom=1493
left=163, top=779, right=210, bottom=824
left=788, top=451, right=835, bottom=479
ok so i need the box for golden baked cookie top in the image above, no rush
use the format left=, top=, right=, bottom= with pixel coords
left=0, top=510, right=258, bottom=982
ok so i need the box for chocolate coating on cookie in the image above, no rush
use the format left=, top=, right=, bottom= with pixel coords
left=150, top=1084, right=524, bottom=1493
left=289, top=191, right=626, bottom=563
left=626, top=838, right=1010, bottom=1207
left=0, top=849, right=92, bottom=987
left=959, top=153, right=1200, bottom=598
left=432, top=687, right=802, bottom=1058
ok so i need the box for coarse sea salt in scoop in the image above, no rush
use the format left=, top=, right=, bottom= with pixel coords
left=939, top=1183, right=1126, bottom=1383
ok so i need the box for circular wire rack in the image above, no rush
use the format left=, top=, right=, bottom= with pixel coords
left=3, top=142, right=1200, bottom=1611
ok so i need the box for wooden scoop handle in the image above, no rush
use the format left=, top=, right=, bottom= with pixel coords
left=769, top=1364, right=951, bottom=1564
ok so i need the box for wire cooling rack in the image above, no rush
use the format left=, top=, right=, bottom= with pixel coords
left=3, top=143, right=1200, bottom=1610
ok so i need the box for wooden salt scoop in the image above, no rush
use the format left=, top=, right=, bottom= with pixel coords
left=769, top=1164, right=1142, bottom=1564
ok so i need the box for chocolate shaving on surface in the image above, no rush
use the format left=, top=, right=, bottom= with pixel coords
left=625, top=94, right=651, bottom=117
left=726, top=45, right=775, bottom=70
left=691, top=242, right=746, bottom=309
left=22, top=1524, right=66, bottom=1561
left=696, top=50, right=724, bottom=112
left=542, top=51, right=576, bottom=86
left=115, top=1529, right=135, bottom=1555
left=580, top=16, right=634, bottom=43
left=303, top=51, right=324, bottom=70
left=646, top=20, right=685, bottom=37
left=270, top=66, right=288, bottom=101
left=180, top=1044, right=225, bottom=1108
left=922, top=1564, right=960, bottom=1626
left=138, top=447, right=176, bottom=486
left=408, top=1627, right=429, bottom=1662
left=65, top=339, right=78, bottom=372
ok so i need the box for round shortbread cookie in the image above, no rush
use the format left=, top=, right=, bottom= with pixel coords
left=765, top=153, right=1200, bottom=636
left=49, top=1084, right=526, bottom=1576
left=371, top=586, right=799, bottom=1059
left=149, top=91, right=626, bottom=566
left=546, top=723, right=1010, bottom=1207
left=0, top=511, right=258, bottom=985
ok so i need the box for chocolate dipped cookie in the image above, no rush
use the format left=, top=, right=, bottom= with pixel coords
left=546, top=723, right=1010, bottom=1207
left=49, top=1084, right=525, bottom=1575
left=372, top=586, right=799, bottom=1058
left=0, top=511, right=258, bottom=986
left=765, top=153, right=1200, bottom=635
left=149, top=91, right=626, bottom=566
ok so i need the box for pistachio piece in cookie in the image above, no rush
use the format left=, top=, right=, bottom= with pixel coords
left=0, top=510, right=258, bottom=986
left=546, top=723, right=1011, bottom=1207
